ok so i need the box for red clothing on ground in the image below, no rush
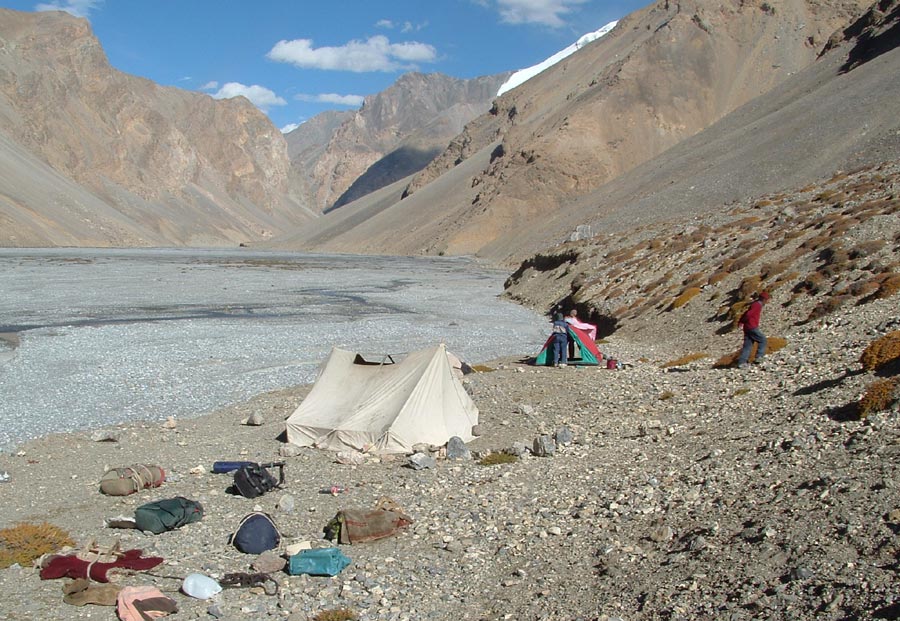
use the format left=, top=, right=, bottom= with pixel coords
left=740, top=300, right=763, bottom=331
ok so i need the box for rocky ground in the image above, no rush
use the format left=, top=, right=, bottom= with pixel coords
left=0, top=289, right=897, bottom=621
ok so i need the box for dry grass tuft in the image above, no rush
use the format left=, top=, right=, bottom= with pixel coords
left=0, top=522, right=74, bottom=569
left=708, top=270, right=730, bottom=286
left=670, top=287, right=702, bottom=310
left=714, top=336, right=788, bottom=368
left=314, top=609, right=358, bottom=621
left=849, top=240, right=886, bottom=259
left=875, top=275, right=900, bottom=299
left=806, top=294, right=853, bottom=322
left=859, top=331, right=900, bottom=372
left=730, top=250, right=767, bottom=272
left=661, top=353, right=708, bottom=368
left=659, top=391, right=675, bottom=401
left=470, top=365, right=496, bottom=373
left=858, top=378, right=899, bottom=418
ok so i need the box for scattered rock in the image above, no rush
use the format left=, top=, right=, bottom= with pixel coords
left=242, top=412, right=264, bottom=426
left=554, top=426, right=574, bottom=445
left=532, top=435, right=556, bottom=457
left=408, top=452, right=436, bottom=470
left=446, top=436, right=472, bottom=460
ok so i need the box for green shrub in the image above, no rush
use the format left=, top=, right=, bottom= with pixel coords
left=478, top=452, right=518, bottom=466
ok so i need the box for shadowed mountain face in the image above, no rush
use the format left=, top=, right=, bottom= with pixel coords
left=285, top=0, right=877, bottom=262
left=286, top=71, right=510, bottom=214
left=0, top=9, right=310, bottom=248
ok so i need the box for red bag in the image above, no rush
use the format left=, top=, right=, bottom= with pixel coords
left=606, top=358, right=618, bottom=369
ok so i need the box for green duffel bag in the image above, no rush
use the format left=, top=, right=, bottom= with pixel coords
left=134, top=497, right=204, bottom=534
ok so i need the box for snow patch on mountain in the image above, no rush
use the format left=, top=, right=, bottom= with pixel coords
left=497, top=21, right=618, bottom=97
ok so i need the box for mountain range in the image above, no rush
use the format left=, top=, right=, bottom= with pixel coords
left=1, top=0, right=898, bottom=281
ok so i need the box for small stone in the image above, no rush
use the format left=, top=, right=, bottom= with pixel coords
left=471, top=424, right=484, bottom=436
left=242, top=411, right=264, bottom=426
left=253, top=550, right=286, bottom=573
left=277, top=494, right=295, bottom=514
left=446, top=436, right=471, bottom=460
left=279, top=444, right=303, bottom=458
left=554, top=426, right=574, bottom=445
left=533, top=435, right=556, bottom=457
left=790, top=566, right=815, bottom=581
left=90, top=430, right=120, bottom=442
left=408, top=453, right=436, bottom=470
left=509, top=442, right=529, bottom=456
left=649, top=525, right=674, bottom=543
left=163, top=416, right=177, bottom=429
left=689, top=535, right=708, bottom=552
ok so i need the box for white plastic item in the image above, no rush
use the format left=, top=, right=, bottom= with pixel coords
left=182, top=573, right=222, bottom=599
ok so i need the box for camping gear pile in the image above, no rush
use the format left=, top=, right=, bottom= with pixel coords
left=34, top=344, right=478, bottom=618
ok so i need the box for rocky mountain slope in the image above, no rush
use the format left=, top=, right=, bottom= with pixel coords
left=286, top=72, right=509, bottom=214
left=0, top=8, right=312, bottom=248
left=284, top=0, right=874, bottom=261
left=502, top=0, right=900, bottom=344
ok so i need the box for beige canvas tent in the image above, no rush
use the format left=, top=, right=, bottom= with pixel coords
left=285, top=344, right=479, bottom=454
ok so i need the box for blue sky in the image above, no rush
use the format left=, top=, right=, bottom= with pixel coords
left=3, top=0, right=648, bottom=132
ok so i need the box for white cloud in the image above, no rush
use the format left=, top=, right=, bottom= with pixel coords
left=295, top=93, right=365, bottom=107
left=199, top=81, right=219, bottom=91
left=281, top=122, right=302, bottom=134
left=211, top=82, right=287, bottom=111
left=34, top=0, right=101, bottom=18
left=375, top=19, right=394, bottom=29
left=495, top=0, right=588, bottom=27
left=267, top=35, right=436, bottom=72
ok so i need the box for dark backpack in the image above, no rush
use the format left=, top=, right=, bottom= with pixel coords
left=134, top=497, right=204, bottom=534
left=232, top=462, right=285, bottom=499
left=230, top=512, right=281, bottom=554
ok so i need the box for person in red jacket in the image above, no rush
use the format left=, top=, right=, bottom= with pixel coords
left=737, top=291, right=769, bottom=369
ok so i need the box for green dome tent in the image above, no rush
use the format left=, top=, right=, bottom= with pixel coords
left=534, top=323, right=602, bottom=366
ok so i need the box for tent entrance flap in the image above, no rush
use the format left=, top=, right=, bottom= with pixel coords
left=353, top=353, right=397, bottom=366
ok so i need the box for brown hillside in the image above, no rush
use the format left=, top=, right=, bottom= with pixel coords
left=0, top=9, right=311, bottom=248
left=398, top=0, right=869, bottom=254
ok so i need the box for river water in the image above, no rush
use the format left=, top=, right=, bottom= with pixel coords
left=0, top=248, right=546, bottom=450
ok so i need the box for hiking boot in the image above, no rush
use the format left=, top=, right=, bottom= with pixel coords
left=737, top=362, right=749, bottom=370
left=559, top=363, right=568, bottom=368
